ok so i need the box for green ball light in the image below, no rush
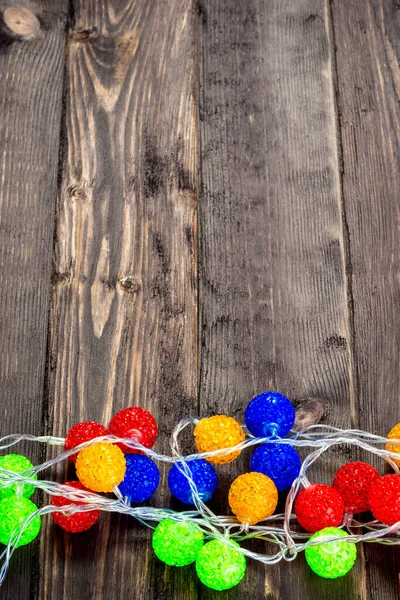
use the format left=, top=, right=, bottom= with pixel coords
left=0, top=454, right=37, bottom=499
left=152, top=518, right=204, bottom=566
left=305, top=527, right=357, bottom=579
left=195, top=539, right=246, bottom=591
left=0, top=497, right=41, bottom=547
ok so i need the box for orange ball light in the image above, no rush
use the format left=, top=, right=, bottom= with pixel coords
left=228, top=472, right=278, bottom=525
left=76, top=442, right=126, bottom=492
left=194, top=415, right=245, bottom=465
left=386, top=424, right=400, bottom=466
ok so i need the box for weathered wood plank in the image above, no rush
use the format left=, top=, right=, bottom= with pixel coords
left=197, top=0, right=359, bottom=598
left=331, top=0, right=400, bottom=596
left=40, top=1, right=198, bottom=599
left=0, top=1, right=67, bottom=598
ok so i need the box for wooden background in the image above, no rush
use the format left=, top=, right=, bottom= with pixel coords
left=1, top=0, right=400, bottom=598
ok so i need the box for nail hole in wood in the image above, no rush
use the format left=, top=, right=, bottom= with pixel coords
left=118, top=275, right=141, bottom=293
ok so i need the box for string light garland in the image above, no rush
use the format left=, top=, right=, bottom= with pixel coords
left=152, top=519, right=204, bottom=566
left=305, top=527, right=357, bottom=578
left=1, top=392, right=400, bottom=591
left=294, top=484, right=344, bottom=532
left=250, top=442, right=302, bottom=490
left=0, top=455, right=37, bottom=499
left=51, top=481, right=100, bottom=532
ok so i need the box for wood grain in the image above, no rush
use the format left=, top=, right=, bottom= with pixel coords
left=197, top=0, right=359, bottom=598
left=1, top=0, right=400, bottom=598
left=331, top=0, right=400, bottom=596
left=0, top=1, right=67, bottom=598
left=40, top=1, right=198, bottom=599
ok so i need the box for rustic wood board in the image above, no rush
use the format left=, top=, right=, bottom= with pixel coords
left=332, top=0, right=400, bottom=596
left=0, top=1, right=67, bottom=598
left=197, top=1, right=358, bottom=599
left=39, top=1, right=199, bottom=599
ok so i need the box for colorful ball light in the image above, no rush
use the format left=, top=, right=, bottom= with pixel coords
left=76, top=442, right=126, bottom=493
left=64, top=421, right=109, bottom=464
left=0, top=497, right=41, bottom=547
left=368, top=473, right=400, bottom=525
left=109, top=407, right=158, bottom=454
left=332, top=462, right=380, bottom=513
left=386, top=423, right=400, bottom=466
left=250, top=443, right=302, bottom=490
left=196, top=539, right=246, bottom=591
left=152, top=518, right=204, bottom=566
left=51, top=481, right=100, bottom=532
left=0, top=454, right=37, bottom=499
left=228, top=472, right=278, bottom=525
left=305, top=527, right=357, bottom=578
left=295, top=484, right=344, bottom=532
left=118, top=454, right=160, bottom=502
left=244, top=392, right=295, bottom=438
left=168, top=459, right=218, bottom=505
left=194, top=415, right=245, bottom=464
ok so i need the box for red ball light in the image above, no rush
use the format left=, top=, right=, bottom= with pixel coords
left=109, top=407, right=158, bottom=454
left=368, top=474, right=400, bottom=525
left=51, top=481, right=100, bottom=532
left=65, top=421, right=109, bottom=463
left=333, top=461, right=380, bottom=514
left=295, top=483, right=344, bottom=532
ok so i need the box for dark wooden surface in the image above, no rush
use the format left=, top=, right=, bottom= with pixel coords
left=0, top=1, right=68, bottom=597
left=1, top=0, right=400, bottom=598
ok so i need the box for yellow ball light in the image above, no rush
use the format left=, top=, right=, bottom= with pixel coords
left=194, top=415, right=245, bottom=465
left=386, top=424, right=400, bottom=466
left=228, top=472, right=278, bottom=525
left=76, top=442, right=126, bottom=492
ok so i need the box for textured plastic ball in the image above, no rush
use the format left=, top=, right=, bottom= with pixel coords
left=386, top=423, right=400, bottom=466
left=194, top=415, right=245, bottom=464
left=51, top=481, right=100, bottom=532
left=0, top=496, right=41, bottom=547
left=152, top=518, right=204, bottom=566
left=250, top=443, right=302, bottom=490
left=333, top=462, right=380, bottom=513
left=168, top=459, right=218, bottom=505
left=109, top=407, right=158, bottom=454
left=295, top=484, right=344, bottom=532
left=244, top=392, right=295, bottom=438
left=196, top=539, right=246, bottom=591
left=118, top=454, right=160, bottom=502
left=368, top=474, right=400, bottom=525
left=76, top=442, right=126, bottom=492
left=228, top=472, right=278, bottom=525
left=305, top=527, right=357, bottom=579
left=65, top=421, right=109, bottom=464
left=0, top=454, right=37, bottom=499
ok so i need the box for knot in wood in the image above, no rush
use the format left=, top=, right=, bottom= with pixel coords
left=292, top=398, right=325, bottom=431
left=118, top=275, right=141, bottom=293
left=69, top=186, right=87, bottom=200
left=3, top=7, right=40, bottom=39
left=69, top=27, right=97, bottom=42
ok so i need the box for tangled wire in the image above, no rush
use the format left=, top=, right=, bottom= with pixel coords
left=1, top=415, right=400, bottom=589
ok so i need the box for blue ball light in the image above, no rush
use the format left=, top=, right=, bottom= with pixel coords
left=250, top=443, right=301, bottom=490
left=168, top=459, right=218, bottom=505
left=245, top=392, right=295, bottom=438
left=118, top=454, right=160, bottom=502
